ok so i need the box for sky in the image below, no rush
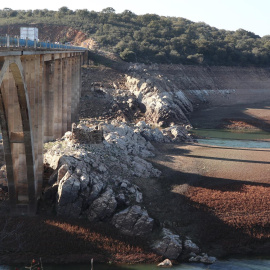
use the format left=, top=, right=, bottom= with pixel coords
left=1, top=0, right=270, bottom=37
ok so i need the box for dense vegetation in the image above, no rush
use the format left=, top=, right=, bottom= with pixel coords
left=1, top=7, right=270, bottom=66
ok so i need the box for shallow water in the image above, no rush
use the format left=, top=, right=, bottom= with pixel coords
left=191, top=128, right=270, bottom=148
left=191, top=128, right=270, bottom=141
left=197, top=138, right=270, bottom=148
left=4, top=258, right=270, bottom=270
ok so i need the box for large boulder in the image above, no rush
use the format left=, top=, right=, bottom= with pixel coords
left=87, top=188, right=117, bottom=222
left=57, top=172, right=82, bottom=218
left=184, top=239, right=200, bottom=254
left=111, top=205, right=154, bottom=236
left=152, top=228, right=183, bottom=260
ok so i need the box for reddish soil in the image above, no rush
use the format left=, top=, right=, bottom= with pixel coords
left=135, top=142, right=270, bottom=258
left=0, top=216, right=160, bottom=264
left=184, top=143, right=270, bottom=239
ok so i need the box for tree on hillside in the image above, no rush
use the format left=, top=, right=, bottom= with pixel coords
left=76, top=9, right=89, bottom=21
left=101, top=7, right=115, bottom=13
left=120, top=48, right=137, bottom=62
left=58, top=6, right=69, bottom=14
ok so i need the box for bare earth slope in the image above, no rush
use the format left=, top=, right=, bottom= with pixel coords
left=137, top=141, right=270, bottom=257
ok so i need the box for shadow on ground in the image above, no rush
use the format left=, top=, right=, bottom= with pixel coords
left=134, top=142, right=270, bottom=258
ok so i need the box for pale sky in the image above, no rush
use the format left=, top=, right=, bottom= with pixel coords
left=1, top=0, right=270, bottom=37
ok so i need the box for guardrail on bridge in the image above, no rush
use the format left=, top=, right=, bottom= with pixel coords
left=0, top=35, right=85, bottom=50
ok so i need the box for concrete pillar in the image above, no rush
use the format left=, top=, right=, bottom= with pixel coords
left=71, top=55, right=81, bottom=124
left=0, top=74, right=17, bottom=211
left=1, top=62, right=29, bottom=211
left=0, top=51, right=85, bottom=215
left=53, top=58, right=63, bottom=139
left=34, top=57, right=39, bottom=175
left=7, top=68, right=24, bottom=205
left=11, top=59, right=36, bottom=214
left=43, top=61, right=54, bottom=142
left=27, top=57, right=39, bottom=189
left=70, top=56, right=75, bottom=123
left=57, top=56, right=64, bottom=137
left=62, top=57, right=68, bottom=134
left=37, top=55, right=44, bottom=195
left=66, top=57, right=72, bottom=130
left=78, top=55, right=82, bottom=109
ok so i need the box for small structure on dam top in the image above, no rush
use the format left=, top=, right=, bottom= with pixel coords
left=20, top=27, right=39, bottom=41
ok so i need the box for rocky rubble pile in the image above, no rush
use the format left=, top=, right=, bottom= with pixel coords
left=43, top=121, right=160, bottom=222
left=80, top=87, right=145, bottom=123
left=135, top=121, right=193, bottom=143
left=43, top=121, right=214, bottom=263
left=44, top=119, right=193, bottom=220
left=80, top=86, right=193, bottom=143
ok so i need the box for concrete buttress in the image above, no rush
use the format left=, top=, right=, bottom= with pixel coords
left=0, top=50, right=86, bottom=215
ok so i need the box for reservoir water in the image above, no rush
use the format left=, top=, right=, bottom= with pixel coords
left=3, top=258, right=270, bottom=269
left=189, top=102, right=270, bottom=149
left=191, top=128, right=270, bottom=149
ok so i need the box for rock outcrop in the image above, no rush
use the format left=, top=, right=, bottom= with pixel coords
left=152, top=228, right=183, bottom=260
left=184, top=239, right=200, bottom=254
left=125, top=73, right=193, bottom=127
left=44, top=121, right=161, bottom=220
left=111, top=205, right=154, bottom=236
left=87, top=188, right=117, bottom=222
left=135, top=121, right=193, bottom=143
